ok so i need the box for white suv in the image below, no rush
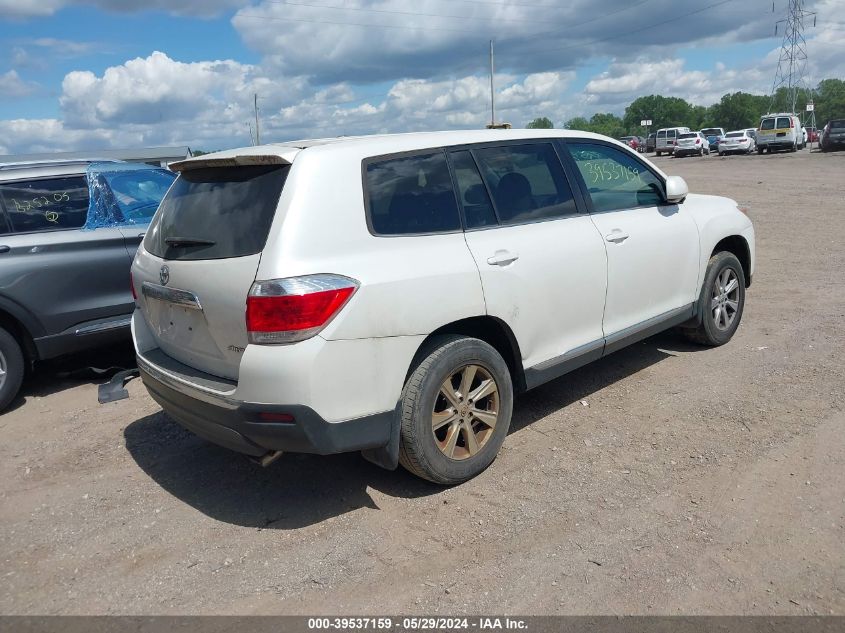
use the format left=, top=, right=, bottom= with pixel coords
left=130, top=130, right=755, bottom=484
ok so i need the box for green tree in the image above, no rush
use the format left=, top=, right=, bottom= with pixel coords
left=707, top=92, right=770, bottom=131
left=587, top=112, right=626, bottom=138
left=526, top=116, right=554, bottom=129
left=814, top=78, right=845, bottom=123
left=563, top=116, right=590, bottom=130
left=623, top=95, right=698, bottom=132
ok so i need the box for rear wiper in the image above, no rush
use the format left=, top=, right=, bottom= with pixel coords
left=164, top=237, right=216, bottom=248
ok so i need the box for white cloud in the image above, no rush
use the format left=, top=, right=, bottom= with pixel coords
left=0, top=70, right=40, bottom=99
left=0, top=0, right=248, bottom=18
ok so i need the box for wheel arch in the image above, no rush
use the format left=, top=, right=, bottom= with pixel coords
left=406, top=316, right=526, bottom=394
left=712, top=235, right=752, bottom=288
left=0, top=307, right=37, bottom=367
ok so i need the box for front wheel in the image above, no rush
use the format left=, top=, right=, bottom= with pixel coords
left=681, top=252, right=746, bottom=347
left=0, top=327, right=25, bottom=411
left=398, top=335, right=513, bottom=484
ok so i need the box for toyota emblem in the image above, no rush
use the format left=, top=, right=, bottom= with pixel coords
left=159, top=265, right=170, bottom=286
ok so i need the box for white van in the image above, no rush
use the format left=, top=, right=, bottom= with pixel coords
left=655, top=127, right=691, bottom=156
left=756, top=113, right=803, bottom=153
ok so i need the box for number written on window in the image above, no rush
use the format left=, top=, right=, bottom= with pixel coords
left=0, top=176, right=88, bottom=234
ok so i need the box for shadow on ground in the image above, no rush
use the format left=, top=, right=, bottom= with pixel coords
left=124, top=329, right=700, bottom=530
left=5, top=343, right=136, bottom=413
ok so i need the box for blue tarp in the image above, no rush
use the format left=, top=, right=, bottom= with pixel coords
left=83, top=162, right=175, bottom=230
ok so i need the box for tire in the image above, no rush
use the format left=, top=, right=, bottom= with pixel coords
left=681, top=252, right=746, bottom=347
left=791, top=142, right=797, bottom=152
left=398, top=335, right=514, bottom=484
left=756, top=147, right=763, bottom=155
left=0, top=326, right=25, bottom=411
left=656, top=151, right=661, bottom=157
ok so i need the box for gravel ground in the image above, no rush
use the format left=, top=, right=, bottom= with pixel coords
left=1, top=148, right=843, bottom=616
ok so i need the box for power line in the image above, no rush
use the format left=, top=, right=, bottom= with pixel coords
left=519, top=0, right=735, bottom=53
left=769, top=0, right=816, bottom=122
left=258, top=0, right=652, bottom=27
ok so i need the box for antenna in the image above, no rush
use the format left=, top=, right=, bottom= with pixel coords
left=254, top=93, right=261, bottom=146
left=489, top=40, right=495, bottom=128
left=769, top=0, right=817, bottom=116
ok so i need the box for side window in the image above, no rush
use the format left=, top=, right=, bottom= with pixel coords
left=0, top=207, right=10, bottom=236
left=448, top=150, right=497, bottom=229
left=365, top=152, right=461, bottom=235
left=472, top=143, right=577, bottom=225
left=0, top=176, right=88, bottom=233
left=567, top=142, right=665, bottom=213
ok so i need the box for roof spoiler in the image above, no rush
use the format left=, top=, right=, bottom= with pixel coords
left=169, top=154, right=290, bottom=173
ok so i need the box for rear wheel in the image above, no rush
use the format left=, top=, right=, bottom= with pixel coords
left=681, top=252, right=746, bottom=347
left=756, top=147, right=764, bottom=155
left=0, top=327, right=25, bottom=411
left=398, top=335, right=513, bottom=484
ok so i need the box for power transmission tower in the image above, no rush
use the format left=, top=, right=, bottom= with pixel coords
left=769, top=0, right=816, bottom=117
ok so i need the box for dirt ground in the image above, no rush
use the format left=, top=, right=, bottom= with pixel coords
left=1, top=148, right=843, bottom=616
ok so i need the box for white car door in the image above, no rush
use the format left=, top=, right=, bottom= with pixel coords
left=563, top=141, right=700, bottom=345
left=449, top=143, right=608, bottom=381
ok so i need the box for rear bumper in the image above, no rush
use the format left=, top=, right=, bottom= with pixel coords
left=674, top=147, right=702, bottom=156
left=138, top=353, right=394, bottom=457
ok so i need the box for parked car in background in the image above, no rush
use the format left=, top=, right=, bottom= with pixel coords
left=820, top=118, right=845, bottom=151
left=745, top=128, right=758, bottom=142
left=805, top=126, right=819, bottom=143
left=718, top=130, right=756, bottom=155
left=619, top=136, right=640, bottom=151
left=0, top=160, right=175, bottom=410
left=656, top=127, right=691, bottom=156
left=130, top=129, right=754, bottom=483
left=699, top=127, right=726, bottom=153
left=646, top=132, right=657, bottom=153
left=674, top=131, right=710, bottom=157
left=756, top=113, right=803, bottom=153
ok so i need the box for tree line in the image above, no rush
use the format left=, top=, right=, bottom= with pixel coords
left=526, top=78, right=845, bottom=136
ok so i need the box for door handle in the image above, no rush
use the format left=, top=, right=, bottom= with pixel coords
left=0, top=245, right=9, bottom=254
left=605, top=230, right=630, bottom=243
left=486, top=249, right=519, bottom=266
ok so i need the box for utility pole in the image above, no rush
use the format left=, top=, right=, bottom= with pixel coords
left=489, top=40, right=495, bottom=128
left=254, top=93, right=261, bottom=146
left=769, top=0, right=816, bottom=116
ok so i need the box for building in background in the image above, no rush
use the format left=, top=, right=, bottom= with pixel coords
left=0, top=146, right=192, bottom=169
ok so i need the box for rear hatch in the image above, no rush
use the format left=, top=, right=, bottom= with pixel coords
left=134, top=156, right=292, bottom=380
left=829, top=120, right=845, bottom=139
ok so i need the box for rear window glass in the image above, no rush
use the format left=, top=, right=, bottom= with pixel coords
left=657, top=131, right=666, bottom=139
left=761, top=118, right=775, bottom=130
left=678, top=133, right=697, bottom=139
left=0, top=175, right=88, bottom=234
left=830, top=120, right=845, bottom=129
left=700, top=129, right=721, bottom=136
left=776, top=117, right=791, bottom=129
left=365, top=152, right=460, bottom=235
left=144, top=165, right=287, bottom=261
left=726, top=132, right=745, bottom=138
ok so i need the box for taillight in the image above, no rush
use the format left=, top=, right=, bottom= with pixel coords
left=246, top=274, right=358, bottom=344
left=695, top=139, right=700, bottom=144
left=130, top=271, right=137, bottom=301
left=790, top=119, right=794, bottom=128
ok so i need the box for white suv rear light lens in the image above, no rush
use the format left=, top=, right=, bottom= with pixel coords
left=246, top=274, right=359, bottom=344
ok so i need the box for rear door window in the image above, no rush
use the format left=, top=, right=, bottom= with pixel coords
left=365, top=151, right=461, bottom=235
left=471, top=143, right=577, bottom=225
left=0, top=176, right=88, bottom=233
left=144, top=165, right=288, bottom=261
left=776, top=117, right=791, bottom=129
left=657, top=131, right=667, bottom=139
left=448, top=150, right=497, bottom=229
left=761, top=118, right=775, bottom=130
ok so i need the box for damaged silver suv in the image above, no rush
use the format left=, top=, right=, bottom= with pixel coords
left=0, top=160, right=175, bottom=410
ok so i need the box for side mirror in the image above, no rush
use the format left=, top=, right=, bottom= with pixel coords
left=665, top=176, right=689, bottom=204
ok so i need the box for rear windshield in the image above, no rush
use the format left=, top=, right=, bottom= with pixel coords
left=761, top=118, right=775, bottom=130
left=700, top=128, right=722, bottom=136
left=144, top=165, right=287, bottom=261
left=726, top=132, right=745, bottom=138
left=776, top=117, right=791, bottom=129
left=678, top=133, right=697, bottom=139
left=830, top=120, right=845, bottom=129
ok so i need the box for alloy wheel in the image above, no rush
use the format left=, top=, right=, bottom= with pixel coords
left=0, top=349, right=6, bottom=391
left=711, top=267, right=740, bottom=331
left=432, top=364, right=499, bottom=461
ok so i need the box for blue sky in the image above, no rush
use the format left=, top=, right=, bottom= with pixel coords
left=1, top=0, right=843, bottom=153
